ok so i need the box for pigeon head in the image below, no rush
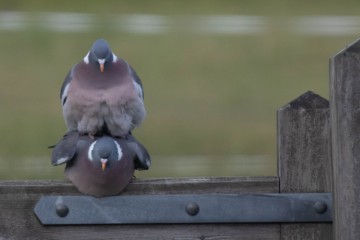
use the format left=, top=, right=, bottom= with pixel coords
left=84, top=39, right=116, bottom=72
left=87, top=136, right=122, bottom=171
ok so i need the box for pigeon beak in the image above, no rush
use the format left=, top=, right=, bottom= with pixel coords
left=98, top=59, right=105, bottom=73
left=100, top=158, right=108, bottom=171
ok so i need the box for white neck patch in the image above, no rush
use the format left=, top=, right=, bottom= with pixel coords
left=83, top=51, right=90, bottom=64
left=84, top=52, right=117, bottom=64
left=114, top=141, right=123, bottom=161
left=112, top=53, right=118, bottom=63
left=87, top=141, right=97, bottom=161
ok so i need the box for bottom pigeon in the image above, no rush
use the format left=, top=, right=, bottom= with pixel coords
left=51, top=131, right=150, bottom=197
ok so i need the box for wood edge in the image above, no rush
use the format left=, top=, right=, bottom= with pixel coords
left=0, top=176, right=279, bottom=187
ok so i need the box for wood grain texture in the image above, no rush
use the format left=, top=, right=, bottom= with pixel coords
left=330, top=38, right=360, bottom=240
left=0, top=177, right=280, bottom=240
left=277, top=91, right=332, bottom=240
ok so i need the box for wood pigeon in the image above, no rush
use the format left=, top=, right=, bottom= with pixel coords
left=60, top=39, right=146, bottom=138
left=51, top=131, right=151, bottom=197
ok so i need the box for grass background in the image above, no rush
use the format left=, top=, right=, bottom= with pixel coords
left=0, top=0, right=359, bottom=179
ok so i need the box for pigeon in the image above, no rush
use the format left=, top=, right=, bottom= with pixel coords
left=51, top=131, right=151, bottom=197
left=60, top=39, right=146, bottom=138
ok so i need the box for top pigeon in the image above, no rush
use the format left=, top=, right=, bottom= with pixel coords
left=60, top=39, right=146, bottom=138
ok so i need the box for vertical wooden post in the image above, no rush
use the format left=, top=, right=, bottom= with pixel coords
left=330, top=38, right=360, bottom=239
left=278, top=91, right=332, bottom=240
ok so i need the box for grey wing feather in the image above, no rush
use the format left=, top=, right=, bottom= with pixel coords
left=126, top=135, right=151, bottom=170
left=60, top=68, right=73, bottom=105
left=51, top=131, right=79, bottom=166
left=129, top=65, right=144, bottom=100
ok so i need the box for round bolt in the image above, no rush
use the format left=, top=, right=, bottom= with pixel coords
left=186, top=202, right=200, bottom=216
left=314, top=201, right=327, bottom=214
left=56, top=203, right=69, bottom=217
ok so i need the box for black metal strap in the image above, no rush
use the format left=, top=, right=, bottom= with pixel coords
left=34, top=193, right=332, bottom=225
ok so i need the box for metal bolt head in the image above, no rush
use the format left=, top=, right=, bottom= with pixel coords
left=314, top=201, right=327, bottom=214
left=186, top=202, right=199, bottom=216
left=56, top=203, right=69, bottom=217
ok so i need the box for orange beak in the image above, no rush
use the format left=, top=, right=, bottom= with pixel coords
left=100, top=63, right=104, bottom=73
left=101, top=158, right=107, bottom=171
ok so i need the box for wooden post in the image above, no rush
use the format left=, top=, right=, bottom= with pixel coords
left=330, top=38, right=360, bottom=239
left=277, top=91, right=332, bottom=240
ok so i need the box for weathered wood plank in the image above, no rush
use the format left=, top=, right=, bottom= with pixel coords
left=330, top=38, right=360, bottom=240
left=0, top=176, right=279, bottom=194
left=277, top=91, right=332, bottom=240
left=0, top=177, right=280, bottom=240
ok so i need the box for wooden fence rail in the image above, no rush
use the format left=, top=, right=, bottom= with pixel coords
left=1, top=38, right=360, bottom=239
left=0, top=177, right=279, bottom=240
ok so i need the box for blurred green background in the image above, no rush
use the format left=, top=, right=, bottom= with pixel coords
left=0, top=0, right=358, bottom=179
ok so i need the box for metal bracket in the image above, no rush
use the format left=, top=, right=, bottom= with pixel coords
left=34, top=193, right=332, bottom=225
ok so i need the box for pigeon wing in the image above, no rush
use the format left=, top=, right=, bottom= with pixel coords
left=126, top=135, right=151, bottom=170
left=51, top=131, right=79, bottom=166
